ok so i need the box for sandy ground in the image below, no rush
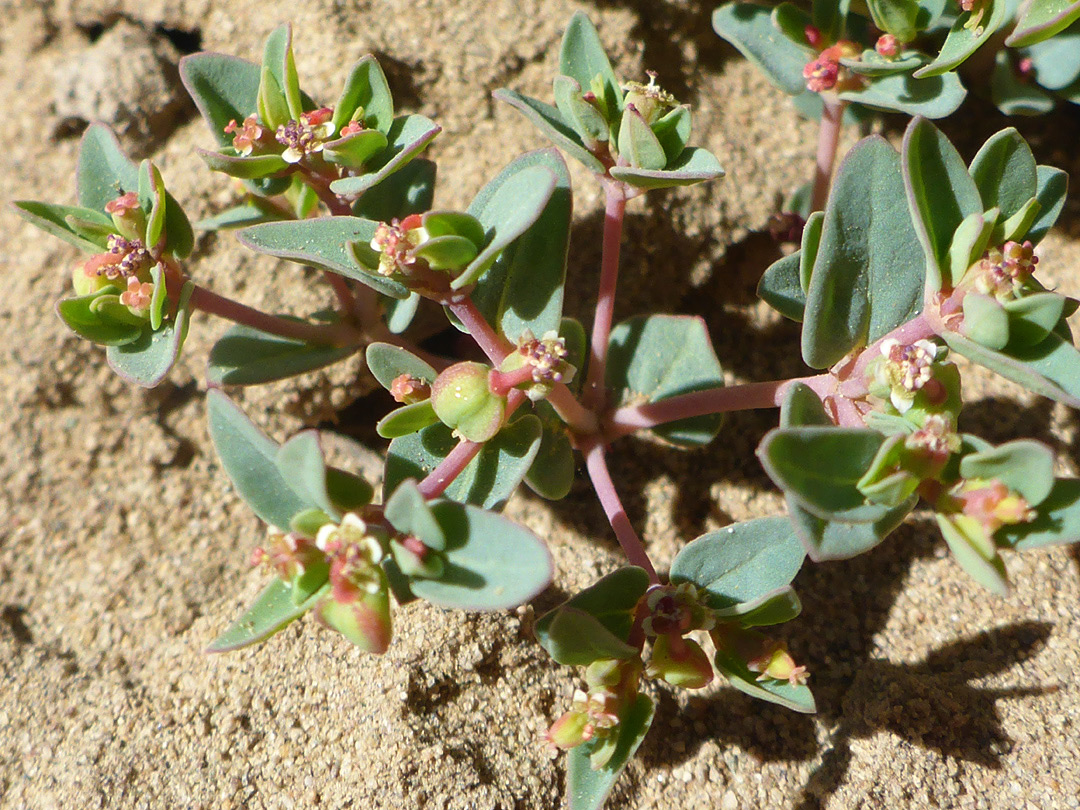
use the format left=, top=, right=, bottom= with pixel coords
left=2, top=1, right=1080, bottom=808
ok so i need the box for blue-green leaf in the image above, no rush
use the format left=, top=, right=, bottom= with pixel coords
left=607, top=315, right=725, bottom=448
left=376, top=401, right=440, bottom=438
left=670, top=517, right=806, bottom=608
left=366, top=342, right=437, bottom=389
left=969, top=128, right=1038, bottom=220
left=77, top=124, right=139, bottom=212
left=535, top=567, right=650, bottom=663
left=351, top=158, right=436, bottom=222
left=566, top=695, right=654, bottom=810
left=384, top=479, right=445, bottom=550
left=206, top=389, right=313, bottom=530
left=839, top=70, right=966, bottom=118
left=914, top=0, right=1011, bottom=77
left=801, top=136, right=923, bottom=368
left=384, top=417, right=543, bottom=510
left=759, top=427, right=894, bottom=522
left=959, top=439, right=1055, bottom=506
left=179, top=52, right=261, bottom=147
left=1006, top=0, right=1080, bottom=47
left=936, top=513, right=1009, bottom=595
left=758, top=251, right=806, bottom=322
left=455, top=163, right=557, bottom=289
left=409, top=500, right=552, bottom=610
left=333, top=55, right=394, bottom=136
left=13, top=201, right=112, bottom=252
left=1002, top=478, right=1080, bottom=549
left=712, top=3, right=810, bottom=96
left=941, top=328, right=1080, bottom=408
left=328, top=114, right=441, bottom=196
left=206, top=579, right=328, bottom=653
left=559, top=12, right=622, bottom=117
left=713, top=645, right=816, bottom=712
left=238, top=216, right=409, bottom=299
left=106, top=281, right=194, bottom=387
left=902, top=117, right=983, bottom=291
left=207, top=322, right=355, bottom=385
left=1029, top=166, right=1068, bottom=245
left=608, top=147, right=724, bottom=190
left=469, top=149, right=571, bottom=342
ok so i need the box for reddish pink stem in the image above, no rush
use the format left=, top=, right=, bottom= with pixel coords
left=810, top=100, right=847, bottom=213
left=583, top=181, right=627, bottom=411
left=447, top=298, right=514, bottom=363
left=417, top=391, right=526, bottom=499
left=605, top=376, right=832, bottom=441
left=416, top=436, right=484, bottom=499
left=448, top=297, right=599, bottom=436
left=185, top=283, right=360, bottom=346
left=584, top=442, right=659, bottom=583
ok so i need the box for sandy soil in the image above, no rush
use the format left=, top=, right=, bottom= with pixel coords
left=2, top=1, right=1080, bottom=808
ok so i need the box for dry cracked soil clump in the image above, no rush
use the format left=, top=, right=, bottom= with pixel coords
left=2, top=1, right=1080, bottom=808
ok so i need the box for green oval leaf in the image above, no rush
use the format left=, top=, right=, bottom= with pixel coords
left=608, top=314, right=726, bottom=447
left=802, top=135, right=924, bottom=368
left=936, top=513, right=1009, bottom=595
left=608, top=146, right=724, bottom=190
left=106, top=281, right=194, bottom=387
left=409, top=500, right=553, bottom=610
left=206, top=579, right=328, bottom=653
left=914, top=0, right=1011, bottom=77
left=455, top=164, right=557, bottom=289
left=535, top=567, right=650, bottom=664
left=77, top=124, right=139, bottom=212
left=179, top=52, right=261, bottom=147
left=959, top=439, right=1055, bottom=506
left=838, top=69, right=967, bottom=118
left=237, top=216, right=409, bottom=298
left=713, top=644, right=816, bottom=713
left=941, top=327, right=1080, bottom=408
left=206, top=389, right=313, bottom=530
left=566, top=695, right=655, bottom=810
left=712, top=3, right=810, bottom=96
left=208, top=322, right=356, bottom=385
left=384, top=479, right=446, bottom=550
left=376, top=400, right=440, bottom=438
left=384, top=417, right=543, bottom=510
left=559, top=12, right=622, bottom=117
left=1006, top=0, right=1080, bottom=46
left=366, top=342, right=437, bottom=390
left=670, top=517, right=806, bottom=608
left=468, top=149, right=572, bottom=342
left=902, top=117, right=983, bottom=291
left=14, top=201, right=112, bottom=252
left=329, top=114, right=441, bottom=197
left=759, top=427, right=893, bottom=522
left=1001, top=478, right=1080, bottom=549
left=333, top=54, right=395, bottom=135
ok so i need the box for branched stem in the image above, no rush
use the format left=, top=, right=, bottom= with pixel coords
left=447, top=298, right=514, bottom=363
left=583, top=180, right=627, bottom=411
left=297, top=165, right=353, bottom=217
left=417, top=391, right=526, bottom=499
left=185, top=283, right=361, bottom=346
left=605, top=376, right=831, bottom=441
left=448, top=297, right=599, bottom=436
left=584, top=442, right=659, bottom=583
left=810, top=99, right=847, bottom=213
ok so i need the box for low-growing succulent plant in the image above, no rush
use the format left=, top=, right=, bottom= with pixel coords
left=716, top=0, right=1080, bottom=220
left=14, top=12, right=1080, bottom=810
